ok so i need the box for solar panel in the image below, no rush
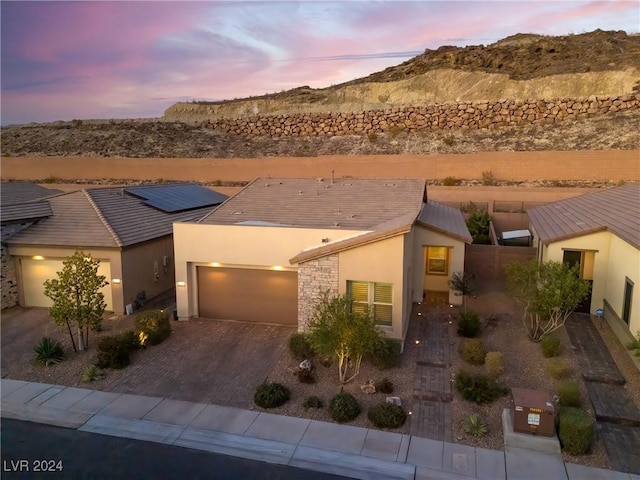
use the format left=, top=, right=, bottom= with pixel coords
left=124, top=184, right=227, bottom=213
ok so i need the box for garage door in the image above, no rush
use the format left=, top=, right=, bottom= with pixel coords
left=197, top=266, right=297, bottom=325
left=20, top=258, right=113, bottom=311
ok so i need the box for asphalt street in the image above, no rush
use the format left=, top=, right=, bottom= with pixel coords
left=1, top=418, right=354, bottom=480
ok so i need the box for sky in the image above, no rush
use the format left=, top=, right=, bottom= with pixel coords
left=1, top=1, right=638, bottom=125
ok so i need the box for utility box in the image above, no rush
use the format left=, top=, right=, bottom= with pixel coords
left=510, top=388, right=555, bottom=437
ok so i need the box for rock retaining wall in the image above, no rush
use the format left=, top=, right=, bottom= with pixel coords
left=205, top=95, right=639, bottom=137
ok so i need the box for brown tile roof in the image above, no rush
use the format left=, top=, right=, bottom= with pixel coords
left=6, top=184, right=223, bottom=248
left=199, top=177, right=427, bottom=229
left=1, top=182, right=61, bottom=205
left=417, top=200, right=472, bottom=243
left=528, top=183, right=640, bottom=249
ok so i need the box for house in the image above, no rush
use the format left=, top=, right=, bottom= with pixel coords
left=1, top=182, right=62, bottom=309
left=5, top=183, right=227, bottom=314
left=528, top=183, right=640, bottom=341
left=173, top=177, right=471, bottom=342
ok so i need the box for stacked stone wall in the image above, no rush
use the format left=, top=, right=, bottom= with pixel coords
left=297, top=254, right=339, bottom=332
left=205, top=94, right=639, bottom=137
left=1, top=243, right=18, bottom=310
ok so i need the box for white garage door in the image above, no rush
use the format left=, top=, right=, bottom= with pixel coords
left=21, top=258, right=113, bottom=311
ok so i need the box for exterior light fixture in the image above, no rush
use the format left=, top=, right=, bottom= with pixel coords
left=415, top=340, right=420, bottom=345
left=449, top=304, right=454, bottom=308
left=32, top=255, right=44, bottom=260
left=211, top=262, right=220, bottom=267
left=177, top=281, right=187, bottom=287
left=112, top=278, right=121, bottom=284
left=273, top=266, right=283, bottom=271
left=417, top=312, right=422, bottom=316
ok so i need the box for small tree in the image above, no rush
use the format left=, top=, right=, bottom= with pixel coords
left=449, top=271, right=474, bottom=312
left=44, top=250, right=107, bottom=352
left=506, top=260, right=590, bottom=342
left=466, top=209, right=492, bottom=244
left=307, top=292, right=383, bottom=384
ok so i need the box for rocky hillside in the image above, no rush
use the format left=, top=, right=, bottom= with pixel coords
left=2, top=30, right=639, bottom=159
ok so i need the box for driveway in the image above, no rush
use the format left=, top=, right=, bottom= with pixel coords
left=1, top=307, right=294, bottom=409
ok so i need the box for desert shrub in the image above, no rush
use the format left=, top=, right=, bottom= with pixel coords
left=367, top=132, right=378, bottom=142
left=463, top=413, right=487, bottom=438
left=96, top=333, right=138, bottom=369
left=455, top=370, right=508, bottom=404
left=627, top=331, right=640, bottom=357
left=81, top=364, right=98, bottom=383
left=329, top=392, right=361, bottom=423
left=485, top=352, right=504, bottom=377
left=369, top=338, right=402, bottom=370
left=547, top=359, right=570, bottom=379
left=34, top=337, right=65, bottom=366
left=375, top=378, right=394, bottom=394
left=462, top=338, right=486, bottom=365
left=368, top=402, right=406, bottom=428
left=289, top=333, right=314, bottom=360
left=558, top=381, right=581, bottom=407
left=303, top=395, right=324, bottom=409
left=443, top=136, right=456, bottom=147
left=254, top=382, right=290, bottom=409
left=442, top=176, right=458, bottom=186
left=558, top=407, right=594, bottom=454
left=134, top=310, right=171, bottom=346
left=457, top=311, right=481, bottom=338
left=388, top=125, right=404, bottom=138
left=481, top=170, right=496, bottom=186
left=298, top=368, right=316, bottom=384
left=541, top=336, right=562, bottom=358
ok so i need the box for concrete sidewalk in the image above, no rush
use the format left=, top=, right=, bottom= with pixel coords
left=1, top=379, right=636, bottom=480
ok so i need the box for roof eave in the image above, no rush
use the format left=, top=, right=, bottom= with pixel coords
left=415, top=219, right=473, bottom=244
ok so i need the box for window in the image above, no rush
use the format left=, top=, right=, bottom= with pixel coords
left=426, top=246, right=449, bottom=275
left=347, top=281, right=393, bottom=326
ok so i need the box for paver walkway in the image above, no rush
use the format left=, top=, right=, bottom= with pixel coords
left=410, top=303, right=453, bottom=442
left=564, top=313, right=640, bottom=475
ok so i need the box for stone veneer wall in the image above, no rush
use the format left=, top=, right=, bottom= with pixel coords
left=205, top=94, right=639, bottom=137
left=1, top=222, right=34, bottom=310
left=297, top=254, right=339, bottom=332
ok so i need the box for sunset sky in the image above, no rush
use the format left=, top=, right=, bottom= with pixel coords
left=1, top=1, right=638, bottom=125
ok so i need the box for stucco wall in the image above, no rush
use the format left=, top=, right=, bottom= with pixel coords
left=121, top=235, right=176, bottom=312
left=338, top=235, right=405, bottom=339
left=412, top=226, right=466, bottom=305
left=604, top=235, right=640, bottom=335
left=297, top=254, right=339, bottom=332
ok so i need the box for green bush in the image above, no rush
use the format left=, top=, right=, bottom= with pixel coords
left=134, top=310, right=171, bottom=346
left=547, top=359, right=570, bottom=379
left=368, top=402, right=406, bottom=428
left=254, top=382, right=290, bottom=409
left=558, top=381, right=581, bottom=407
left=370, top=338, right=402, bottom=370
left=485, top=352, right=504, bottom=377
left=298, top=368, right=316, bottom=384
left=96, top=332, right=138, bottom=369
left=289, top=333, right=314, bottom=360
left=81, top=364, right=98, bottom=383
left=541, top=336, right=562, bottom=358
left=375, top=378, right=394, bottom=394
left=455, top=370, right=507, bottom=404
left=34, top=337, right=65, bottom=366
left=329, top=392, right=361, bottom=423
left=457, top=312, right=481, bottom=338
left=462, top=338, right=486, bottom=365
left=558, top=407, right=594, bottom=455
left=464, top=414, right=487, bottom=438
left=442, top=176, right=458, bottom=186
left=303, top=395, right=324, bottom=409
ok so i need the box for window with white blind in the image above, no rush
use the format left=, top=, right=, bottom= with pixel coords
left=426, top=246, right=449, bottom=275
left=347, top=281, right=393, bottom=326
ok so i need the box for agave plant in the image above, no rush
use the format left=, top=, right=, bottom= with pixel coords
left=34, top=337, right=65, bottom=366
left=464, top=413, right=488, bottom=438
left=81, top=364, right=98, bottom=383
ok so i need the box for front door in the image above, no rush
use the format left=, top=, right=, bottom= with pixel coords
left=623, top=279, right=634, bottom=325
left=562, top=250, right=592, bottom=314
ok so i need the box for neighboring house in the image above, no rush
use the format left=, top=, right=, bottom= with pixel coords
left=173, top=177, right=471, bottom=342
left=5, top=183, right=227, bottom=314
left=1, top=182, right=62, bottom=309
left=528, top=183, right=640, bottom=341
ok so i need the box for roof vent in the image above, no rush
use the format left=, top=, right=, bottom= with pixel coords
left=231, top=211, right=243, bottom=215
left=343, top=183, right=352, bottom=186
left=384, top=183, right=396, bottom=187
left=317, top=178, right=324, bottom=183
left=348, top=214, right=356, bottom=219
left=298, top=190, right=303, bottom=195
left=334, top=222, right=340, bottom=227
left=321, top=238, right=330, bottom=243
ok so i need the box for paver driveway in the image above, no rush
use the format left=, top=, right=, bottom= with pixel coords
left=1, top=307, right=295, bottom=409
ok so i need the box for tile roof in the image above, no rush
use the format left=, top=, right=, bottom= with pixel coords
left=417, top=200, right=473, bottom=243
left=528, top=183, right=640, bottom=249
left=1, top=182, right=61, bottom=205
left=6, top=184, right=224, bottom=248
left=199, top=177, right=427, bottom=229
left=1, top=201, right=53, bottom=224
